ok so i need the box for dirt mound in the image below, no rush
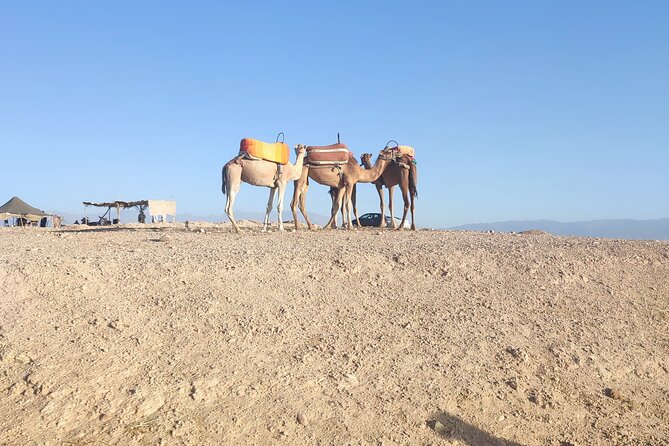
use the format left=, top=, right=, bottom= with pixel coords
left=0, top=226, right=667, bottom=445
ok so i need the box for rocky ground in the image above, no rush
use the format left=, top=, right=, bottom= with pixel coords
left=0, top=223, right=667, bottom=445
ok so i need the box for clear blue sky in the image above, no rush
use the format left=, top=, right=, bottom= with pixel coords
left=1, top=1, right=667, bottom=227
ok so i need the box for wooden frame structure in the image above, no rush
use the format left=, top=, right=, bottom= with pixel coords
left=82, top=200, right=176, bottom=225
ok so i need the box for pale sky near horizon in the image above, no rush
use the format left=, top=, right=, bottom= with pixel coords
left=1, top=1, right=668, bottom=227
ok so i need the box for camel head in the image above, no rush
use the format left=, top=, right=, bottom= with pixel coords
left=294, top=144, right=307, bottom=156
left=360, top=153, right=373, bottom=166
left=378, top=146, right=397, bottom=161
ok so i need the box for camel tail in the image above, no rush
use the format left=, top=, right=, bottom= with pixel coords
left=221, top=165, right=228, bottom=196
left=409, top=162, right=418, bottom=198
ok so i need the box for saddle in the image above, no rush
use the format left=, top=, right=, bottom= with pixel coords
left=306, top=143, right=351, bottom=166
left=239, top=138, right=289, bottom=165
left=397, top=145, right=415, bottom=158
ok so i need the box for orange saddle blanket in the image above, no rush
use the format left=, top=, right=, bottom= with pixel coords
left=239, top=138, right=289, bottom=165
left=306, top=143, right=350, bottom=165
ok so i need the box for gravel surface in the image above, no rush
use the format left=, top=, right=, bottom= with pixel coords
left=1, top=223, right=668, bottom=445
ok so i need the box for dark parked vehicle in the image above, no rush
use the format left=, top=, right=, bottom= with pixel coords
left=351, top=213, right=409, bottom=228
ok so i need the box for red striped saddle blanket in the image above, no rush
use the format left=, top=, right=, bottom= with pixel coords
left=306, top=143, right=351, bottom=166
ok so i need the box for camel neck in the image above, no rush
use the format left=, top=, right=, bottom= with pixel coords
left=290, top=152, right=306, bottom=180
left=358, top=157, right=387, bottom=183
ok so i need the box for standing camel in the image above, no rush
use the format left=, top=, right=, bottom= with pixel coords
left=292, top=148, right=393, bottom=230
left=222, top=144, right=306, bottom=233
left=361, top=152, right=418, bottom=230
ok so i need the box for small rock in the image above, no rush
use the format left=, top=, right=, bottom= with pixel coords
left=199, top=228, right=205, bottom=234
left=344, top=373, right=359, bottom=385
left=297, top=412, right=308, bottom=426
left=159, top=234, right=173, bottom=242
left=433, top=420, right=449, bottom=435
left=135, top=395, right=165, bottom=417
left=497, top=415, right=505, bottom=422
left=604, top=388, right=623, bottom=400
left=108, top=319, right=122, bottom=331
left=99, top=413, right=111, bottom=423
left=15, top=353, right=31, bottom=364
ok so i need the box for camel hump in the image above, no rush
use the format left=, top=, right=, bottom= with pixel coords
left=240, top=138, right=289, bottom=164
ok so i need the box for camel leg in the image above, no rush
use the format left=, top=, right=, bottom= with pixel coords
left=410, top=191, right=416, bottom=230
left=224, top=164, right=242, bottom=233
left=377, top=184, right=387, bottom=228
left=351, top=183, right=360, bottom=228
left=330, top=188, right=339, bottom=229
left=388, top=185, right=397, bottom=229
left=291, top=180, right=301, bottom=230
left=344, top=183, right=355, bottom=230
left=262, top=187, right=276, bottom=232
left=341, top=183, right=359, bottom=229
left=325, top=188, right=345, bottom=229
left=298, top=183, right=314, bottom=230
left=397, top=185, right=410, bottom=230
left=276, top=181, right=286, bottom=232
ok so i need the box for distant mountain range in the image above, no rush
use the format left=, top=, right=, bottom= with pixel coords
left=448, top=218, right=669, bottom=240
left=53, top=210, right=669, bottom=240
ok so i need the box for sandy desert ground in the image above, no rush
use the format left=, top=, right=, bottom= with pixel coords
left=0, top=223, right=668, bottom=446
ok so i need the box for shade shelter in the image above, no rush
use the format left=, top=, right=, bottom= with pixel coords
left=0, top=196, right=51, bottom=226
left=82, top=200, right=176, bottom=225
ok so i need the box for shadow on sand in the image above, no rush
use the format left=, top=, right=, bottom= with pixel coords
left=428, top=412, right=524, bottom=446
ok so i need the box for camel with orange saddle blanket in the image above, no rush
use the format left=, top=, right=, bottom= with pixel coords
left=222, top=133, right=306, bottom=232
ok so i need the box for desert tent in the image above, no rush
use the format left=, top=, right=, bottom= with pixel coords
left=0, top=196, right=50, bottom=222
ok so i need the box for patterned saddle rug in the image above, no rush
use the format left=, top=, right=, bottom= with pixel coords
left=306, top=143, right=351, bottom=166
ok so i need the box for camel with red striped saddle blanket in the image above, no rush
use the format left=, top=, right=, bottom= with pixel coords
left=291, top=141, right=396, bottom=230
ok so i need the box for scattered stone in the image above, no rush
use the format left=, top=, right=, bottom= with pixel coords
left=297, top=412, right=308, bottom=426
left=505, top=346, right=528, bottom=361
left=159, top=234, right=173, bottom=242
left=99, top=413, right=111, bottom=423
left=14, top=353, right=31, bottom=364
left=432, top=420, right=449, bottom=435
left=529, top=391, right=543, bottom=406
left=135, top=395, right=165, bottom=417
left=604, top=388, right=623, bottom=400
left=506, top=377, right=518, bottom=390
left=497, top=415, right=505, bottom=422
left=344, top=373, right=359, bottom=385
left=108, top=319, right=123, bottom=331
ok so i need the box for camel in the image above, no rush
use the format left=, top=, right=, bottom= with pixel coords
left=292, top=148, right=393, bottom=230
left=222, top=145, right=306, bottom=233
left=361, top=152, right=418, bottom=230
